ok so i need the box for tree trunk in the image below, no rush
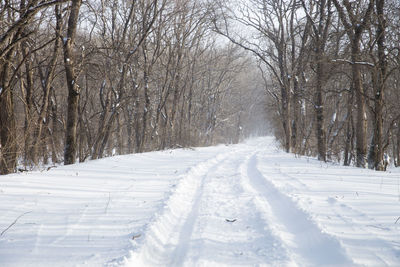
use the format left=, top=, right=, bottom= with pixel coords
left=62, top=0, right=82, bottom=165
left=291, top=100, right=298, bottom=152
left=92, top=82, right=110, bottom=160
left=0, top=50, right=17, bottom=174
left=279, top=49, right=291, bottom=153
left=50, top=89, right=59, bottom=163
left=116, top=113, right=123, bottom=155
left=315, top=54, right=327, bottom=162
left=372, top=0, right=386, bottom=170
left=21, top=46, right=34, bottom=167
left=19, top=16, right=35, bottom=167
left=281, top=88, right=291, bottom=153
left=396, top=126, right=400, bottom=167
left=126, top=107, right=134, bottom=154
left=140, top=50, right=150, bottom=153
left=351, top=43, right=367, bottom=168
left=344, top=92, right=354, bottom=166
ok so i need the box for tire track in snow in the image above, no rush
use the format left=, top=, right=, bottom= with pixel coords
left=32, top=223, right=44, bottom=254
left=242, top=153, right=355, bottom=266
left=51, top=204, right=91, bottom=245
left=327, top=198, right=397, bottom=266
left=168, top=156, right=221, bottom=266
left=183, top=149, right=291, bottom=266
left=122, top=148, right=292, bottom=266
left=261, top=152, right=400, bottom=266
left=120, top=152, right=232, bottom=266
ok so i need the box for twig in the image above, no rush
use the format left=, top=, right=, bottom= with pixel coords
left=132, top=234, right=141, bottom=240
left=104, top=192, right=111, bottom=213
left=1, top=211, right=32, bottom=237
left=395, top=217, right=400, bottom=224
left=47, top=166, right=57, bottom=171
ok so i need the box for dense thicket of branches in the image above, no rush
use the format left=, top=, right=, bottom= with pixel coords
left=215, top=0, right=400, bottom=170
left=0, top=0, right=267, bottom=174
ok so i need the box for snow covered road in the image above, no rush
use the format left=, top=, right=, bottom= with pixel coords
left=126, top=146, right=292, bottom=266
left=1, top=137, right=400, bottom=266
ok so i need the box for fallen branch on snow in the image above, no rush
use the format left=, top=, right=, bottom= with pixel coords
left=132, top=234, right=141, bottom=240
left=0, top=211, right=32, bottom=237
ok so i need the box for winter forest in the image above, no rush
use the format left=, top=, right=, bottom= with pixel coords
left=1, top=0, right=400, bottom=174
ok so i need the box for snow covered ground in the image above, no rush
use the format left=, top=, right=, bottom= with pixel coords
left=1, top=137, right=399, bottom=266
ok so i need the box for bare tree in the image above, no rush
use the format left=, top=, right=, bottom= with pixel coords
left=61, top=0, right=83, bottom=165
left=367, top=0, right=388, bottom=170
left=332, top=0, right=374, bottom=168
left=301, top=0, right=333, bottom=161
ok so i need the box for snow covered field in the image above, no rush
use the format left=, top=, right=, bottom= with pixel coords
left=1, top=137, right=399, bottom=266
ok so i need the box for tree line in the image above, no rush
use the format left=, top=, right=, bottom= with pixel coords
left=215, top=0, right=400, bottom=170
left=2, top=0, right=399, bottom=175
left=0, top=0, right=267, bottom=174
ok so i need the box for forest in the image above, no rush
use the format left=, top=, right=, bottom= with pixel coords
left=1, top=0, right=399, bottom=174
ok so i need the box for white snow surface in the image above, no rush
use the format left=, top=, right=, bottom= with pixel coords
left=1, top=137, right=400, bottom=266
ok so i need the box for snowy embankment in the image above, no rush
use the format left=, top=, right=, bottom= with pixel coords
left=1, top=137, right=399, bottom=266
